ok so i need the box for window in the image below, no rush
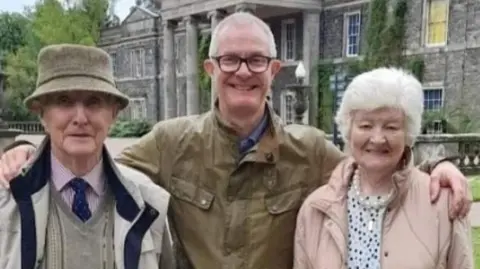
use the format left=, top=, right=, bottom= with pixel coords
left=280, top=91, right=295, bottom=124
left=345, top=12, right=361, bottom=57
left=120, top=97, right=147, bottom=120
left=423, top=88, right=444, bottom=134
left=131, top=98, right=147, bottom=120
left=281, top=19, right=296, bottom=61
left=130, top=49, right=145, bottom=78
left=122, top=97, right=147, bottom=120
left=425, top=0, right=448, bottom=46
left=423, top=88, right=443, bottom=111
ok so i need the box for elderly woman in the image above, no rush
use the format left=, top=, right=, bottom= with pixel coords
left=293, top=67, right=473, bottom=269
left=0, top=44, right=173, bottom=269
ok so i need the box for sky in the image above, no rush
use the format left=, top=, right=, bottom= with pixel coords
left=0, top=0, right=134, bottom=21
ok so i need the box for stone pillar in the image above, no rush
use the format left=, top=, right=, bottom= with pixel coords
left=207, top=9, right=227, bottom=107
left=163, top=20, right=177, bottom=119
left=208, top=9, right=226, bottom=31
left=235, top=3, right=256, bottom=13
left=302, top=11, right=320, bottom=127
left=184, top=15, right=200, bottom=115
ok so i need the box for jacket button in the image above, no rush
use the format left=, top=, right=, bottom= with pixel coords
left=265, top=153, right=274, bottom=162
left=149, top=208, right=157, bottom=216
left=201, top=199, right=207, bottom=206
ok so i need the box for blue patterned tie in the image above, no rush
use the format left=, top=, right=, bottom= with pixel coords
left=69, top=178, right=92, bottom=222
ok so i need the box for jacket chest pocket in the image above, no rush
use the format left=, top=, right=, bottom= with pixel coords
left=263, top=188, right=303, bottom=253
left=170, top=176, right=215, bottom=210
left=169, top=176, right=215, bottom=232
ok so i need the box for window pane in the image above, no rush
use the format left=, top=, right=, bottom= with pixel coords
left=427, top=0, right=447, bottom=44
left=346, top=13, right=360, bottom=56
left=423, top=89, right=443, bottom=111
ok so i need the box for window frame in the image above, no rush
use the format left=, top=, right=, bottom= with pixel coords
left=424, top=0, right=449, bottom=47
left=344, top=11, right=361, bottom=57
left=281, top=18, right=297, bottom=62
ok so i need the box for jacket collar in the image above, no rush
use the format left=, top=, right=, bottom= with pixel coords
left=211, top=102, right=283, bottom=163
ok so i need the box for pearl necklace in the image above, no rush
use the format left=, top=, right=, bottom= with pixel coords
left=351, top=168, right=394, bottom=230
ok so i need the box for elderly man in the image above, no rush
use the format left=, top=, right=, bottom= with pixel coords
left=0, top=12, right=471, bottom=269
left=0, top=44, right=173, bottom=269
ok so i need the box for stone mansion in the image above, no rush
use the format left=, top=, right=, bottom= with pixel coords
left=99, top=0, right=480, bottom=133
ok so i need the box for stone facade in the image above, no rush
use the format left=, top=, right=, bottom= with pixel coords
left=99, top=0, right=480, bottom=132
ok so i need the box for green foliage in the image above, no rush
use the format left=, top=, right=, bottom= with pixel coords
left=317, top=62, right=335, bottom=132
left=198, top=33, right=211, bottom=112
left=109, top=120, right=152, bottom=137
left=3, top=0, right=111, bottom=121
left=363, top=0, right=388, bottom=69
left=406, top=56, right=425, bottom=82
left=381, top=0, right=407, bottom=67
left=423, top=107, right=480, bottom=134
left=0, top=12, right=29, bottom=62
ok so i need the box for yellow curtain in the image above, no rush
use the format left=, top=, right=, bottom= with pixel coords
left=427, top=0, right=447, bottom=44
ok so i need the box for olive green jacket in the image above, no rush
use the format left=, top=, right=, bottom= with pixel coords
left=115, top=105, right=440, bottom=269
left=115, top=106, right=343, bottom=269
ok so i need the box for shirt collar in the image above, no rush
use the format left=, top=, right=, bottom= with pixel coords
left=239, top=111, right=269, bottom=154
left=50, top=152, right=105, bottom=195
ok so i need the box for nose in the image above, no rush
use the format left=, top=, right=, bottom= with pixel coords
left=369, top=128, right=386, bottom=144
left=235, top=61, right=252, bottom=78
left=72, top=103, right=88, bottom=125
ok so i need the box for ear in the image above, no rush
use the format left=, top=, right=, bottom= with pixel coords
left=39, top=115, right=49, bottom=134
left=270, top=59, right=282, bottom=77
left=204, top=59, right=215, bottom=76
left=112, top=104, right=120, bottom=118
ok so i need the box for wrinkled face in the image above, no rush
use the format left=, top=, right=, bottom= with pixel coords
left=39, top=91, right=118, bottom=159
left=204, top=23, right=281, bottom=115
left=349, top=107, right=407, bottom=173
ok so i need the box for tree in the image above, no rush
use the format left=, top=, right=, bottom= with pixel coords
left=3, top=0, right=111, bottom=121
left=0, top=12, right=29, bottom=62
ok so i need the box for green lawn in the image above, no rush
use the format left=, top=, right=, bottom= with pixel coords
left=469, top=176, right=480, bottom=202
left=473, top=228, right=480, bottom=268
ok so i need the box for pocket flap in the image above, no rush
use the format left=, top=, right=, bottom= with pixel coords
left=265, top=188, right=302, bottom=214
left=171, top=176, right=214, bottom=210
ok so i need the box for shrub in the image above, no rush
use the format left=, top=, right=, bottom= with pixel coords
left=109, top=120, right=152, bottom=137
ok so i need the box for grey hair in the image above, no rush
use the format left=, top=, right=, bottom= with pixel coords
left=208, top=12, right=277, bottom=58
left=335, top=67, right=424, bottom=147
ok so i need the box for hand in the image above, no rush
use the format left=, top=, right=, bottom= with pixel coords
left=0, top=144, right=36, bottom=188
left=429, top=161, right=472, bottom=219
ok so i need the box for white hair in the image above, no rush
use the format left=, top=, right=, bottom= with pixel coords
left=208, top=12, right=277, bottom=58
left=335, top=67, right=424, bottom=147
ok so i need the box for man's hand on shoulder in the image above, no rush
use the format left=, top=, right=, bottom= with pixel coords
left=0, top=144, right=36, bottom=188
left=429, top=161, right=472, bottom=219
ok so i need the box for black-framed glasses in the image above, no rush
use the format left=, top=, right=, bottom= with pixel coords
left=212, top=55, right=273, bottom=73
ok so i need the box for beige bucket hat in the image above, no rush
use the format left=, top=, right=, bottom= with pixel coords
left=24, top=44, right=129, bottom=111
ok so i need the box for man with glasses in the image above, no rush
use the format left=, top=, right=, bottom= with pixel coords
left=0, top=11, right=472, bottom=269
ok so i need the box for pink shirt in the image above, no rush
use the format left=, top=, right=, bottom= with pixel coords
left=50, top=153, right=105, bottom=213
